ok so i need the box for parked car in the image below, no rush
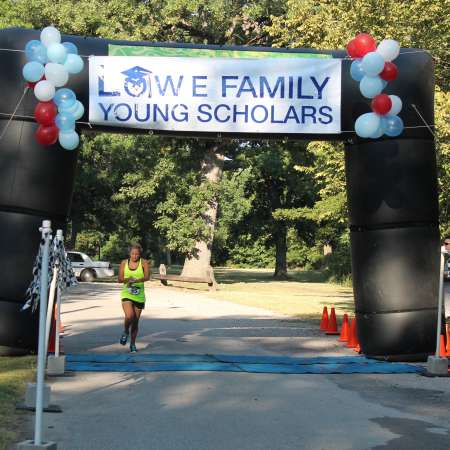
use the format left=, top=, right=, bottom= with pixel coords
left=67, top=251, right=114, bottom=282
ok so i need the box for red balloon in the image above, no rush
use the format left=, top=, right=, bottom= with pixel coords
left=380, top=62, right=398, bottom=81
left=35, top=101, right=57, bottom=126
left=353, top=33, right=377, bottom=57
left=371, top=94, right=392, bottom=115
left=35, top=124, right=58, bottom=146
left=346, top=39, right=359, bottom=58
left=27, top=75, right=45, bottom=90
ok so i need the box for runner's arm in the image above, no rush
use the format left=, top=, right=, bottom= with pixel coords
left=118, top=260, right=125, bottom=283
left=119, top=260, right=134, bottom=284
left=142, top=260, right=150, bottom=282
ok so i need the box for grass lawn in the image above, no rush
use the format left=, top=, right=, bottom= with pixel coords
left=0, top=356, right=35, bottom=450
left=155, top=267, right=355, bottom=320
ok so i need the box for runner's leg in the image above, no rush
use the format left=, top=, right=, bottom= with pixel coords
left=122, top=301, right=135, bottom=335
left=130, top=305, right=142, bottom=345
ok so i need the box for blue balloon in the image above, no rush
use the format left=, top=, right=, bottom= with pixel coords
left=62, top=42, right=78, bottom=55
left=370, top=125, right=384, bottom=139
left=58, top=130, right=79, bottom=150
left=359, top=75, right=383, bottom=99
left=55, top=112, right=76, bottom=131
left=47, top=43, right=68, bottom=64
left=25, top=40, right=40, bottom=58
left=361, top=51, right=385, bottom=76
left=72, top=101, right=85, bottom=120
left=381, top=115, right=404, bottom=137
left=64, top=54, right=84, bottom=74
left=25, top=40, right=47, bottom=64
left=350, top=59, right=365, bottom=82
left=381, top=80, right=388, bottom=90
left=58, top=99, right=79, bottom=115
left=53, top=88, right=76, bottom=108
left=355, top=112, right=381, bottom=138
left=22, top=61, right=44, bottom=82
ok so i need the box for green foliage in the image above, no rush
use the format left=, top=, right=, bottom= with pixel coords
left=75, top=230, right=104, bottom=258
left=155, top=182, right=218, bottom=254
left=227, top=234, right=275, bottom=268
left=101, top=233, right=131, bottom=262
left=436, top=88, right=450, bottom=236
left=286, top=228, right=311, bottom=268
left=0, top=356, right=35, bottom=450
left=0, top=0, right=285, bottom=45
left=267, top=0, right=449, bottom=89
left=322, top=232, right=352, bottom=283
left=0, top=0, right=447, bottom=280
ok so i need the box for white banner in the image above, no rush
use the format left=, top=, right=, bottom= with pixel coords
left=89, top=56, right=341, bottom=134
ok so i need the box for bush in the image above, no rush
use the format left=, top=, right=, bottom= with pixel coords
left=100, top=233, right=130, bottom=263
left=227, top=234, right=275, bottom=268
left=75, top=230, right=103, bottom=258
left=322, top=234, right=352, bottom=283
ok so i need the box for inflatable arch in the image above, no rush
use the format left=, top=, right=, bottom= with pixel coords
left=0, top=28, right=440, bottom=359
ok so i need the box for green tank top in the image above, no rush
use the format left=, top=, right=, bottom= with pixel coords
left=121, top=259, right=146, bottom=303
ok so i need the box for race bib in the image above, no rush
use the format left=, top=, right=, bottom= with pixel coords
left=128, top=286, right=141, bottom=296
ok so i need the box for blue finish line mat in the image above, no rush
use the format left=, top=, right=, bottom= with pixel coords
left=65, top=354, right=423, bottom=374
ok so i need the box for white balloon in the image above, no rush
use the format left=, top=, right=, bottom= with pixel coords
left=40, top=26, right=61, bottom=47
left=34, top=80, right=55, bottom=102
left=388, top=95, right=403, bottom=115
left=44, top=62, right=69, bottom=87
left=376, top=39, right=400, bottom=62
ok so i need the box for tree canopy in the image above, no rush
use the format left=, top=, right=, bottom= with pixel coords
left=0, top=0, right=448, bottom=279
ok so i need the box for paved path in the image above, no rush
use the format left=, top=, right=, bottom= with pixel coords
left=40, top=283, right=450, bottom=450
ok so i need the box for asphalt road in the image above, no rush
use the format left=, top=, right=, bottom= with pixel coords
left=34, top=283, right=450, bottom=450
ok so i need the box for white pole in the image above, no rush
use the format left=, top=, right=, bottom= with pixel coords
left=54, top=230, right=63, bottom=359
left=435, top=252, right=445, bottom=357
left=55, top=285, right=61, bottom=357
left=45, top=266, right=58, bottom=356
left=34, top=220, right=52, bottom=446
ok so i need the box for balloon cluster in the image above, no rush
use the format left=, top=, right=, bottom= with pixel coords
left=347, top=33, right=404, bottom=139
left=22, top=26, right=84, bottom=150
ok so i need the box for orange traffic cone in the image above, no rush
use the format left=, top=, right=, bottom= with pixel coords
left=326, top=307, right=339, bottom=335
left=439, top=335, right=447, bottom=358
left=446, top=324, right=450, bottom=357
left=347, top=317, right=357, bottom=348
left=354, top=338, right=361, bottom=353
left=320, top=307, right=329, bottom=331
left=55, top=304, right=64, bottom=333
left=353, top=317, right=361, bottom=352
left=338, top=314, right=350, bottom=342
left=48, top=322, right=56, bottom=354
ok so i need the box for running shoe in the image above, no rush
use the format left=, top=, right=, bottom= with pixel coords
left=119, top=333, right=128, bottom=345
left=130, top=343, right=137, bottom=353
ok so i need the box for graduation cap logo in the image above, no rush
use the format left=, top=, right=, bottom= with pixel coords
left=121, top=66, right=152, bottom=98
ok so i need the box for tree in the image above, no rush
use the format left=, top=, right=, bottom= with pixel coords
left=2, top=0, right=446, bottom=276
left=227, top=141, right=317, bottom=279
left=266, top=0, right=450, bottom=277
left=179, top=145, right=224, bottom=277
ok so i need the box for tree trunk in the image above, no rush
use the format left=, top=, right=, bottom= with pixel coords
left=68, top=219, right=79, bottom=250
left=181, top=145, right=224, bottom=278
left=165, top=248, right=172, bottom=266
left=273, top=223, right=288, bottom=280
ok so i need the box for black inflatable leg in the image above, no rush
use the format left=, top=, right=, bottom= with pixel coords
left=0, top=120, right=77, bottom=354
left=345, top=138, right=439, bottom=359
